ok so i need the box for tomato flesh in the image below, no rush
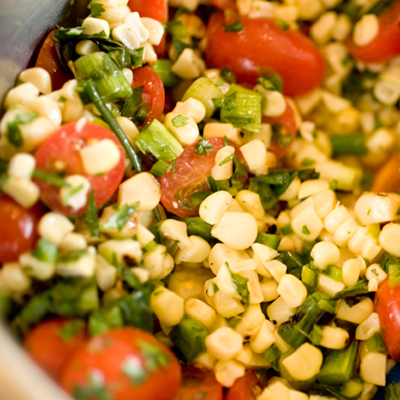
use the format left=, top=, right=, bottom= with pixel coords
left=225, top=369, right=264, bottom=400
left=206, top=14, right=325, bottom=97
left=34, top=121, right=125, bottom=216
left=0, top=196, right=44, bottom=263
left=348, top=1, right=400, bottom=63
left=23, top=318, right=88, bottom=381
left=375, top=279, right=400, bottom=361
left=60, top=328, right=181, bottom=400
left=174, top=365, right=223, bottom=400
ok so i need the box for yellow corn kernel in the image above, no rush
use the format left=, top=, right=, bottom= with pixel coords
left=336, top=298, right=374, bottom=324
left=150, top=286, right=184, bottom=326
left=206, top=327, right=243, bottom=361
left=250, top=320, right=276, bottom=353
left=185, top=298, right=216, bottom=329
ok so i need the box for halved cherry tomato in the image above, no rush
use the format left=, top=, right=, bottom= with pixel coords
left=60, top=328, right=181, bottom=400
left=35, top=29, right=73, bottom=91
left=264, top=100, right=297, bottom=158
left=0, top=196, right=44, bottom=263
left=375, top=279, right=400, bottom=361
left=23, top=318, right=88, bottom=381
left=206, top=14, right=325, bottom=97
left=132, top=66, right=165, bottom=127
left=372, top=154, right=400, bottom=193
left=348, top=1, right=400, bottom=63
left=174, top=365, right=223, bottom=400
left=34, top=121, right=125, bottom=216
left=225, top=370, right=264, bottom=400
left=159, top=137, right=243, bottom=218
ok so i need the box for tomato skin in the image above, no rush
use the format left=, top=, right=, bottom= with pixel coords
left=35, top=29, right=73, bottom=91
left=348, top=1, right=400, bottom=63
left=174, top=365, right=223, bottom=400
left=34, top=121, right=125, bottom=216
left=372, top=154, right=400, bottom=193
left=264, top=100, right=297, bottom=158
left=60, top=328, right=181, bottom=400
left=375, top=279, right=400, bottom=361
left=0, top=196, right=44, bottom=263
left=132, top=66, right=165, bottom=127
left=210, top=0, right=237, bottom=10
left=159, top=137, right=242, bottom=218
left=206, top=14, right=325, bottom=97
left=225, top=370, right=263, bottom=400
left=23, top=318, right=88, bottom=381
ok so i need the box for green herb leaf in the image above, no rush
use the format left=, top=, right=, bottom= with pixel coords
left=88, top=2, right=105, bottom=17
left=31, top=238, right=58, bottom=263
left=211, top=282, right=219, bottom=293
left=301, top=157, right=315, bottom=166
left=57, top=250, right=88, bottom=263
left=138, top=340, right=170, bottom=371
left=223, top=20, right=244, bottom=32
left=172, top=114, right=189, bottom=128
left=61, top=183, right=84, bottom=206
left=85, top=190, right=100, bottom=238
left=220, top=67, right=236, bottom=84
left=6, top=112, right=38, bottom=147
left=101, top=203, right=139, bottom=232
left=195, top=137, right=214, bottom=155
left=57, top=319, right=85, bottom=342
left=257, top=74, right=283, bottom=92
left=122, top=357, right=148, bottom=386
left=219, top=155, right=234, bottom=166
left=229, top=264, right=250, bottom=306
left=173, top=39, right=193, bottom=58
left=302, top=225, right=311, bottom=235
left=276, top=19, right=290, bottom=31
left=32, top=169, right=69, bottom=188
left=272, top=124, right=293, bottom=148
left=167, top=20, right=190, bottom=38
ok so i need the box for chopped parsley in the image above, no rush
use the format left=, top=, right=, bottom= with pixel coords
left=195, top=137, right=214, bottom=155
left=219, top=154, right=234, bottom=166
left=101, top=203, right=139, bottom=232
left=223, top=20, right=244, bottom=32
left=172, top=114, right=189, bottom=128
left=302, top=225, right=311, bottom=235
left=6, top=112, right=38, bottom=147
left=330, top=179, right=338, bottom=191
left=229, top=263, right=250, bottom=306
left=88, top=2, right=105, bottom=17
left=272, top=124, right=293, bottom=149
left=211, top=282, right=219, bottom=293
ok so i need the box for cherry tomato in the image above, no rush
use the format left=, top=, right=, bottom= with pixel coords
left=0, top=196, right=44, bottom=263
left=174, top=365, right=223, bottom=400
left=225, top=370, right=264, bottom=400
left=372, top=154, right=400, bottom=193
left=375, top=279, right=400, bottom=361
left=60, top=328, right=181, bottom=400
left=264, top=100, right=297, bottom=158
left=206, top=14, right=325, bottom=97
left=132, top=66, right=165, bottom=127
left=23, top=318, right=88, bottom=381
left=348, top=1, right=400, bottom=63
left=210, top=0, right=237, bottom=11
left=35, top=29, right=73, bottom=91
left=159, top=137, right=243, bottom=218
left=128, top=0, right=167, bottom=57
left=34, top=121, right=125, bottom=216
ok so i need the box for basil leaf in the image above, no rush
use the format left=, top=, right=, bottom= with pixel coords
left=85, top=190, right=100, bottom=238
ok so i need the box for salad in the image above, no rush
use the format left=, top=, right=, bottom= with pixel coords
left=1, top=0, right=400, bottom=399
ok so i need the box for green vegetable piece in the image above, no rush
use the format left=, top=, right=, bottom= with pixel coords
left=6, top=112, right=38, bottom=147
left=184, top=217, right=213, bottom=240
left=255, top=232, right=281, bottom=250
left=31, top=238, right=58, bottom=263
left=280, top=224, right=293, bottom=236
left=385, top=382, right=400, bottom=400
left=333, top=279, right=369, bottom=299
left=88, top=303, right=123, bottom=336
left=301, top=265, right=319, bottom=294
left=248, top=178, right=278, bottom=211
left=276, top=251, right=305, bottom=279
left=169, top=316, right=208, bottom=362
left=223, top=20, right=244, bottom=32
left=101, top=203, right=138, bottom=232
left=58, top=319, right=86, bottom=342
left=195, top=137, right=214, bottom=155
left=230, top=268, right=250, bottom=306
left=365, top=332, right=386, bottom=353
left=88, top=2, right=105, bottom=17
left=85, top=190, right=100, bottom=238
left=325, top=265, right=343, bottom=282
left=32, top=169, right=69, bottom=188
left=151, top=59, right=180, bottom=87
left=172, top=114, right=189, bottom=128
left=330, top=133, right=368, bottom=156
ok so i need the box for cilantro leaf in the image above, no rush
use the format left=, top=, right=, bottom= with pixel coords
left=223, top=20, right=244, bottom=32
left=88, top=2, right=105, bottom=17
left=101, top=203, right=139, bottom=232
left=6, top=112, right=38, bottom=147
left=85, top=191, right=100, bottom=238
left=229, top=264, right=250, bottom=306
left=172, top=114, right=189, bottom=128
left=195, top=137, right=214, bottom=155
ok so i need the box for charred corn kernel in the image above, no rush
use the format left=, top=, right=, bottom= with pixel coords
left=140, top=17, right=164, bottom=45
left=160, top=219, right=191, bottom=249
left=321, top=91, right=351, bottom=113
left=250, top=320, right=276, bottom=353
left=291, top=205, right=324, bottom=241
left=164, top=112, right=199, bottom=146
left=235, top=304, right=265, bottom=339
left=59, top=232, right=87, bottom=253
left=57, top=248, right=96, bottom=278
left=319, top=326, right=349, bottom=349
left=75, top=40, right=100, bottom=56
left=342, top=258, right=361, bottom=287
left=356, top=312, right=380, bottom=341
left=214, top=360, right=245, bottom=388
left=240, top=139, right=271, bottom=176
left=208, top=243, right=251, bottom=275
left=206, top=327, right=243, bottom=361
left=173, top=98, right=206, bottom=123
left=298, top=179, right=329, bottom=199
left=239, top=270, right=264, bottom=304
left=203, top=123, right=244, bottom=146
left=172, top=48, right=205, bottom=79
left=361, top=239, right=381, bottom=261
left=214, top=290, right=245, bottom=318
left=317, top=274, right=345, bottom=297
left=278, top=176, right=300, bottom=201
left=2, top=263, right=31, bottom=293
left=379, top=223, right=400, bottom=257
left=334, top=217, right=360, bottom=247
left=118, top=172, right=161, bottom=211
left=267, top=296, right=295, bottom=326
left=211, top=212, right=258, bottom=250
left=8, top=153, right=35, bottom=180
left=199, top=191, right=232, bottom=225
left=282, top=343, right=323, bottom=381
left=360, top=352, right=386, bottom=387
left=236, top=190, right=264, bottom=220
left=5, top=82, right=39, bottom=107
left=95, top=255, right=117, bottom=291
left=60, top=174, right=91, bottom=212
left=353, top=14, right=379, bottom=47
left=324, top=205, right=350, bottom=233
left=80, top=139, right=121, bottom=176
left=151, top=286, right=184, bottom=326
left=39, top=212, right=74, bottom=245
left=175, top=236, right=211, bottom=264
left=98, top=239, right=142, bottom=266
left=143, top=244, right=174, bottom=279
left=336, top=297, right=374, bottom=324
left=260, top=278, right=279, bottom=302
left=277, top=274, right=307, bottom=308
left=19, top=68, right=51, bottom=95
left=235, top=345, right=253, bottom=365
left=19, top=253, right=55, bottom=281
left=365, top=264, right=387, bottom=285
left=311, top=241, right=340, bottom=270
left=185, top=298, right=216, bottom=329
left=82, top=17, right=110, bottom=36
left=310, top=11, right=337, bottom=45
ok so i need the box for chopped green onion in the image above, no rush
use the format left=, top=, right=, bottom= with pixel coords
left=151, top=59, right=180, bottom=88
left=330, top=133, right=368, bottom=156
left=85, top=190, right=100, bottom=238
left=255, top=232, right=281, bottom=250
left=223, top=20, right=244, bottom=32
